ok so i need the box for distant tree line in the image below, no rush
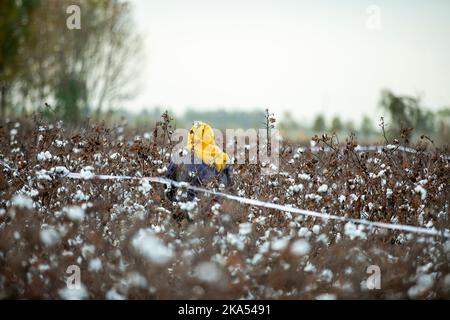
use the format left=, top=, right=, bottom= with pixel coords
left=305, top=90, right=449, bottom=146
left=105, top=89, right=449, bottom=147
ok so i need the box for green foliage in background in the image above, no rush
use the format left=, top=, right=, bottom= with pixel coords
left=312, top=114, right=326, bottom=132
left=0, top=0, right=142, bottom=121
left=183, top=109, right=266, bottom=129
left=378, top=89, right=435, bottom=140
left=0, top=0, right=40, bottom=116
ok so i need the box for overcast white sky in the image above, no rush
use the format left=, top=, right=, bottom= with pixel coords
left=128, top=0, right=450, bottom=124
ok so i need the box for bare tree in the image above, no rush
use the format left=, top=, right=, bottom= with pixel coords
left=13, top=0, right=143, bottom=120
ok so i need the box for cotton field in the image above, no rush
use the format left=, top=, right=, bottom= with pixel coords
left=0, top=118, right=449, bottom=299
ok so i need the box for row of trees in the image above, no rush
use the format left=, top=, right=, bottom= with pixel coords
left=102, top=88, right=449, bottom=146
left=305, top=90, right=449, bottom=145
left=310, top=114, right=375, bottom=136
left=0, top=0, right=142, bottom=121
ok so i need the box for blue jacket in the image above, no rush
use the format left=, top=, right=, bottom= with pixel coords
left=165, top=161, right=233, bottom=201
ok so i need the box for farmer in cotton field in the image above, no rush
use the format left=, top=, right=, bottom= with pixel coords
left=165, top=121, right=233, bottom=201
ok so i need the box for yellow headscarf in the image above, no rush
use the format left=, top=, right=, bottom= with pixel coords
left=186, top=122, right=229, bottom=172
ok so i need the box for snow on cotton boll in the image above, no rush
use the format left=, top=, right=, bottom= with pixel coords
left=131, top=228, right=174, bottom=265
left=290, top=239, right=311, bottom=256
left=63, top=206, right=85, bottom=222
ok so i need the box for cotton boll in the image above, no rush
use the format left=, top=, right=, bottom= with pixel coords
left=321, top=269, right=333, bottom=283
left=138, top=180, right=152, bottom=195
left=194, top=262, right=224, bottom=283
left=312, top=225, right=321, bottom=234
left=88, top=258, right=102, bottom=272
left=408, top=274, right=434, bottom=298
left=106, top=289, right=125, bottom=300
left=239, top=223, right=252, bottom=236
left=54, top=139, right=67, bottom=148
left=10, top=128, right=18, bottom=136
left=40, top=227, right=60, bottom=247
left=11, top=194, right=33, bottom=209
left=443, top=274, right=450, bottom=290
left=298, top=173, right=311, bottom=181
left=316, top=234, right=329, bottom=245
left=59, top=285, right=88, bottom=300
left=386, top=188, right=393, bottom=198
left=110, top=152, right=120, bottom=160
left=80, top=166, right=95, bottom=180
left=298, top=227, right=312, bottom=239
left=316, top=293, right=336, bottom=300
left=414, top=185, right=427, bottom=201
left=131, top=229, right=174, bottom=265
left=211, top=203, right=221, bottom=215
left=317, top=184, right=328, bottom=193
left=51, top=166, right=70, bottom=175
left=227, top=232, right=246, bottom=251
left=304, top=262, right=316, bottom=273
left=125, top=272, right=148, bottom=289
left=271, top=237, right=290, bottom=251
left=36, top=169, right=52, bottom=181
left=305, top=193, right=322, bottom=202
left=290, top=239, right=311, bottom=256
left=73, top=190, right=88, bottom=202
left=344, top=222, right=367, bottom=240
left=63, top=206, right=85, bottom=222
left=81, top=244, right=96, bottom=259
left=179, top=201, right=197, bottom=212
left=288, top=184, right=304, bottom=195
left=37, top=151, right=52, bottom=162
